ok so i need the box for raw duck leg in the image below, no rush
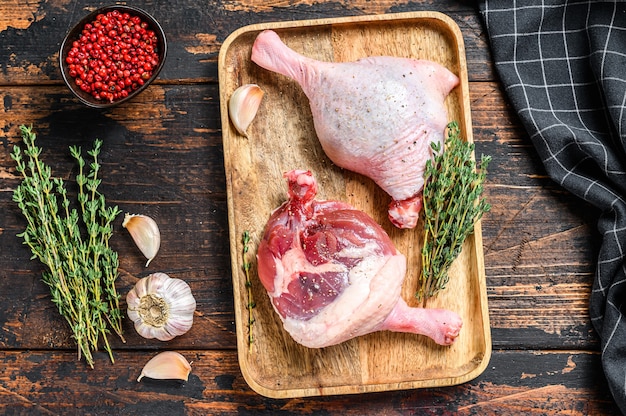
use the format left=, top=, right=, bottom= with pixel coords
left=256, top=170, right=462, bottom=348
left=251, top=30, right=459, bottom=228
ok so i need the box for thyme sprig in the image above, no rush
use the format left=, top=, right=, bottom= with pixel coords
left=242, top=230, right=255, bottom=351
left=418, top=121, right=491, bottom=303
left=11, top=125, right=125, bottom=368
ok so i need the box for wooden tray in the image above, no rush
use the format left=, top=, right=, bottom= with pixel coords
left=218, top=11, right=491, bottom=398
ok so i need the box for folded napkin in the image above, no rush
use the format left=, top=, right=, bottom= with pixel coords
left=479, top=0, right=626, bottom=411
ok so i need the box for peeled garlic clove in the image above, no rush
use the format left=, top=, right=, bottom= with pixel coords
left=137, top=351, right=192, bottom=382
left=228, top=84, right=264, bottom=137
left=127, top=272, right=196, bottom=341
left=123, top=213, right=161, bottom=267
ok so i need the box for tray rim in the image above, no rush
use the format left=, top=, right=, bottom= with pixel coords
left=219, top=10, right=492, bottom=398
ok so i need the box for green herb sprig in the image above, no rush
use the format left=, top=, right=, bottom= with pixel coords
left=241, top=230, right=256, bottom=351
left=418, top=121, right=491, bottom=303
left=242, top=230, right=256, bottom=351
left=11, top=125, right=125, bottom=368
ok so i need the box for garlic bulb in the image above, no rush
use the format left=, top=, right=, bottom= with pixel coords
left=228, top=84, right=264, bottom=137
left=137, top=351, right=192, bottom=382
left=127, top=272, right=196, bottom=341
left=122, top=213, right=161, bottom=267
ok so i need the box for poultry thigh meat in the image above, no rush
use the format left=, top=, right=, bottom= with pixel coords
left=252, top=30, right=459, bottom=228
left=256, top=170, right=462, bottom=348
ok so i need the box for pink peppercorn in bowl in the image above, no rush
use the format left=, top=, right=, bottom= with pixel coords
left=59, top=5, right=167, bottom=108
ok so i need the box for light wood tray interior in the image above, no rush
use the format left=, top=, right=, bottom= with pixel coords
left=219, top=11, right=491, bottom=398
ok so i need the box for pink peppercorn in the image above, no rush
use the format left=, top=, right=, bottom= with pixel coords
left=66, top=10, right=160, bottom=103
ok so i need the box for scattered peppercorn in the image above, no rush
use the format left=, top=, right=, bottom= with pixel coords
left=65, top=9, right=160, bottom=103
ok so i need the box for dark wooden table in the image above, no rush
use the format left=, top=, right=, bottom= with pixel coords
left=0, top=1, right=621, bottom=414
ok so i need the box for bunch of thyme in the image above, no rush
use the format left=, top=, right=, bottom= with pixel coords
left=241, top=230, right=256, bottom=351
left=418, top=121, right=491, bottom=303
left=11, top=125, right=125, bottom=368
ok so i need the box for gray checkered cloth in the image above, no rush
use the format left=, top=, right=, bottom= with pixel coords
left=479, top=0, right=626, bottom=412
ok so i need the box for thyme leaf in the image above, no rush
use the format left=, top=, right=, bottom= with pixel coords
left=11, top=125, right=125, bottom=368
left=418, top=121, right=491, bottom=303
left=242, top=230, right=255, bottom=351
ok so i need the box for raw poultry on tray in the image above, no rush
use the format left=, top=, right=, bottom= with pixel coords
left=251, top=29, right=459, bottom=229
left=256, top=170, right=462, bottom=348
left=245, top=29, right=464, bottom=348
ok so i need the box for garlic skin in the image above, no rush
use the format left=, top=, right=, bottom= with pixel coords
left=137, top=351, right=192, bottom=382
left=127, top=272, right=196, bottom=341
left=122, top=213, right=161, bottom=267
left=228, top=84, right=264, bottom=137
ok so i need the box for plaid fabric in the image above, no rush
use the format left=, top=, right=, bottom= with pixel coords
left=478, top=0, right=626, bottom=412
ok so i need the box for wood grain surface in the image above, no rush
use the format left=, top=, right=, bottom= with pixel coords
left=0, top=0, right=618, bottom=414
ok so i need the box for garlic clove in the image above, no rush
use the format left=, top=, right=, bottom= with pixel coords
left=126, top=272, right=197, bottom=341
left=228, top=84, right=264, bottom=137
left=122, top=213, right=161, bottom=267
left=137, top=351, right=192, bottom=382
